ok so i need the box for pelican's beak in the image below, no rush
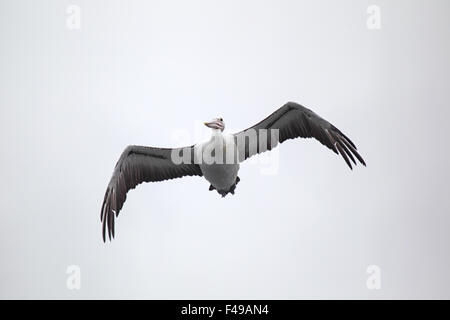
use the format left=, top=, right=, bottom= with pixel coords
left=204, top=120, right=224, bottom=130
left=204, top=121, right=216, bottom=129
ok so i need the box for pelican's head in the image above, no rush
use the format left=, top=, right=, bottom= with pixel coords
left=204, top=118, right=225, bottom=131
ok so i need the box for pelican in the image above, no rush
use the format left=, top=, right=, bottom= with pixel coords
left=100, top=101, right=366, bottom=241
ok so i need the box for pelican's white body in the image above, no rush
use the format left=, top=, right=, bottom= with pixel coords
left=195, top=130, right=240, bottom=191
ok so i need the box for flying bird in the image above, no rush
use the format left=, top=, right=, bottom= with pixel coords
left=100, top=102, right=366, bottom=241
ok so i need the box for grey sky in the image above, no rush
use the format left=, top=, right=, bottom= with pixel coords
left=1, top=0, right=450, bottom=299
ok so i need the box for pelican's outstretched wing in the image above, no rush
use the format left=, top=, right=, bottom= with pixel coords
left=100, top=145, right=202, bottom=241
left=234, top=101, right=366, bottom=168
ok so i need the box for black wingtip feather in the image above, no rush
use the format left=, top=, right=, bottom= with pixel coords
left=340, top=136, right=366, bottom=166
left=335, top=142, right=353, bottom=170
left=102, top=212, right=107, bottom=242
left=338, top=140, right=356, bottom=165
left=337, top=129, right=357, bottom=150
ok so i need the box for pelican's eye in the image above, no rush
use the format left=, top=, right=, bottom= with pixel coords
left=219, top=118, right=223, bottom=121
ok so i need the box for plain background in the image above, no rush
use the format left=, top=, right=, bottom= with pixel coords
left=1, top=0, right=450, bottom=299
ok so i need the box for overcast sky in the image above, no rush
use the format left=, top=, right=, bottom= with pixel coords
left=1, top=0, right=450, bottom=299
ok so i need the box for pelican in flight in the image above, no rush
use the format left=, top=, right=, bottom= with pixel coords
left=100, top=102, right=366, bottom=241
